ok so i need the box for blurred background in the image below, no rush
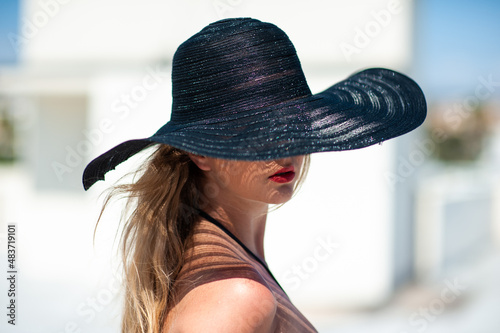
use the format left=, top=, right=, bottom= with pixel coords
left=0, top=0, right=499, bottom=332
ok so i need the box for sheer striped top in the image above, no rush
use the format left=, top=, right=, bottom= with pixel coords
left=167, top=213, right=318, bottom=332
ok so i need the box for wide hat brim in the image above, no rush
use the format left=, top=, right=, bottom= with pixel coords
left=83, top=67, right=426, bottom=190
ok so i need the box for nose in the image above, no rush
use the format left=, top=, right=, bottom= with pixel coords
left=275, top=155, right=304, bottom=166
left=275, top=157, right=290, bottom=164
left=275, top=156, right=292, bottom=165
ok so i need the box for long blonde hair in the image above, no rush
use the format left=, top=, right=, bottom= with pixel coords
left=98, top=144, right=310, bottom=333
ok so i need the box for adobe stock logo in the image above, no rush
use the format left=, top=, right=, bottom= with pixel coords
left=339, top=0, right=402, bottom=62
left=52, top=65, right=169, bottom=182
left=385, top=74, right=500, bottom=189
left=8, top=0, right=73, bottom=54
left=400, top=278, right=468, bottom=333
left=212, top=0, right=244, bottom=19
left=57, top=275, right=122, bottom=332
left=281, top=236, right=340, bottom=290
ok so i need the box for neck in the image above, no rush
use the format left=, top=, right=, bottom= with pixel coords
left=202, top=199, right=269, bottom=261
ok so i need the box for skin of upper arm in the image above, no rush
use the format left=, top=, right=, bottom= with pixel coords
left=167, top=278, right=278, bottom=333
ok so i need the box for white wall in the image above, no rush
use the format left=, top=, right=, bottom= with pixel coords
left=17, top=0, right=413, bottom=69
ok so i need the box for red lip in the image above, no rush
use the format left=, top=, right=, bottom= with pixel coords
left=269, top=166, right=295, bottom=183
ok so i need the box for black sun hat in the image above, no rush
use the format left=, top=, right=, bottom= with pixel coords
left=83, top=17, right=426, bottom=190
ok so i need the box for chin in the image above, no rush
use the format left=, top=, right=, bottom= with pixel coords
left=266, top=187, right=295, bottom=204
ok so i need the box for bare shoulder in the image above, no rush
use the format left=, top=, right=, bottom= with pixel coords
left=167, top=278, right=277, bottom=333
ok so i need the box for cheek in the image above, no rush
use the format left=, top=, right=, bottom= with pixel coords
left=211, top=163, right=242, bottom=187
left=223, top=162, right=265, bottom=186
left=210, top=167, right=258, bottom=196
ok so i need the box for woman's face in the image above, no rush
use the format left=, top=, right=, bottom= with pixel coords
left=190, top=155, right=306, bottom=206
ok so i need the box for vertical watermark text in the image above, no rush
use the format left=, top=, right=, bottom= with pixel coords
left=6, top=224, right=17, bottom=325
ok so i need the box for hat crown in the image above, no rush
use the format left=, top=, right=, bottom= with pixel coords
left=170, top=18, right=311, bottom=124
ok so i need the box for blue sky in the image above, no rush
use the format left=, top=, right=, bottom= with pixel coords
left=0, top=0, right=20, bottom=64
left=415, top=0, right=500, bottom=99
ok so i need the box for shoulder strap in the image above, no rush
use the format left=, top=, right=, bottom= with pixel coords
left=198, top=209, right=287, bottom=295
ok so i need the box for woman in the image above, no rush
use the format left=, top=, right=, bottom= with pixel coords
left=83, top=18, right=426, bottom=332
